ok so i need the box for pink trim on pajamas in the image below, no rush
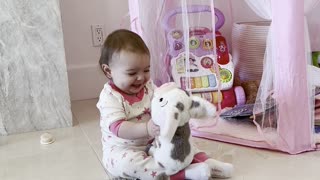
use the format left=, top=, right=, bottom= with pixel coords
left=169, top=170, right=185, bottom=180
left=192, top=152, right=209, bottom=163
left=109, top=81, right=145, bottom=105
left=109, top=119, right=125, bottom=137
left=170, top=152, right=209, bottom=179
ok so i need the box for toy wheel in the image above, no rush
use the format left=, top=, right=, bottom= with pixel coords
left=234, top=86, right=246, bottom=105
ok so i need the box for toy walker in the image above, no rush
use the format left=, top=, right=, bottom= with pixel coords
left=162, top=5, right=245, bottom=107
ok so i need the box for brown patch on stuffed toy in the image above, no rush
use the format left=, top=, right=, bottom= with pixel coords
left=170, top=123, right=191, bottom=162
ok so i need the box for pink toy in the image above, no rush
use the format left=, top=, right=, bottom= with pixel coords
left=193, top=86, right=246, bottom=109
left=161, top=5, right=245, bottom=109
left=163, top=5, right=234, bottom=92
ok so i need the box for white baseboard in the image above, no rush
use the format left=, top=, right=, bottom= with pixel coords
left=67, top=64, right=107, bottom=101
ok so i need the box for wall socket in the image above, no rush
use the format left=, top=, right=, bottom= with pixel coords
left=91, top=24, right=104, bottom=47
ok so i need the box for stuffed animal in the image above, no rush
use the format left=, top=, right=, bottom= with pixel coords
left=147, top=82, right=234, bottom=178
left=241, top=80, right=260, bottom=104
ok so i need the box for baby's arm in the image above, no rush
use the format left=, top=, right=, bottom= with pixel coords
left=101, top=81, right=160, bottom=140
left=112, top=119, right=160, bottom=140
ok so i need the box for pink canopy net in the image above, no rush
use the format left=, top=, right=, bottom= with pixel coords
left=128, top=0, right=320, bottom=154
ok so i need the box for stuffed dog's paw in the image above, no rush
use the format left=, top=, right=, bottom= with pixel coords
left=205, top=159, right=234, bottom=178
left=211, top=162, right=234, bottom=178
left=185, top=163, right=211, bottom=180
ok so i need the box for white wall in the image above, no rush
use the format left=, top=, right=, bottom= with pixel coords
left=215, top=0, right=264, bottom=52
left=60, top=0, right=130, bottom=101
left=307, top=3, right=320, bottom=51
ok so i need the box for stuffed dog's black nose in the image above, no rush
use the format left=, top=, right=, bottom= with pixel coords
left=159, top=98, right=163, bottom=102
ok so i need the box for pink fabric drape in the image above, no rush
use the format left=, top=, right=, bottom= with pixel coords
left=128, top=0, right=317, bottom=154
left=128, top=0, right=142, bottom=35
left=272, top=0, right=314, bottom=153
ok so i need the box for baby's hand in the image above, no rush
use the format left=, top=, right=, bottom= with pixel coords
left=147, top=120, right=160, bottom=137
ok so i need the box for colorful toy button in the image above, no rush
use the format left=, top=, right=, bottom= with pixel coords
left=201, top=76, right=209, bottom=87
left=201, top=57, right=213, bottom=68
left=174, top=41, right=183, bottom=50
left=189, top=36, right=200, bottom=49
left=208, top=74, right=217, bottom=87
left=171, top=30, right=182, bottom=39
left=175, top=55, right=185, bottom=74
left=218, top=41, right=227, bottom=53
left=219, top=68, right=232, bottom=83
left=203, top=39, right=213, bottom=50
left=194, top=77, right=202, bottom=88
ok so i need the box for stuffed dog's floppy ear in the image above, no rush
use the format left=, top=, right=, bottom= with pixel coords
left=160, top=107, right=181, bottom=142
left=189, top=96, right=217, bottom=118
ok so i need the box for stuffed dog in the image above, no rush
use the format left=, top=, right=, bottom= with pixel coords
left=148, top=82, right=233, bottom=178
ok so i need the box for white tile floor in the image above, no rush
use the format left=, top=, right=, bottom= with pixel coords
left=1, top=99, right=320, bottom=180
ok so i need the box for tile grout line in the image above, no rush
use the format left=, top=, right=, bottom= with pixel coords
left=72, top=112, right=109, bottom=178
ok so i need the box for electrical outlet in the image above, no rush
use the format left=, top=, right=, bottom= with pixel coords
left=91, top=24, right=104, bottom=47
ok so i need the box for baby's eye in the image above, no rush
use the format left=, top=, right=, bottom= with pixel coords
left=144, top=69, right=150, bottom=73
left=128, top=72, right=137, bottom=76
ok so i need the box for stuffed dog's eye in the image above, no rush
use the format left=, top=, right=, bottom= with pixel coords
left=159, top=98, right=163, bottom=102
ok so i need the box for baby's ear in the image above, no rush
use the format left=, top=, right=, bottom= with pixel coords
left=160, top=107, right=181, bottom=142
left=101, top=64, right=111, bottom=78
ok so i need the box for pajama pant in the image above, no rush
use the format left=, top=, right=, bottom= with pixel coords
left=103, top=144, right=209, bottom=180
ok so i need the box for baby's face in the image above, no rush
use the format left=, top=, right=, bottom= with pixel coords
left=109, top=50, right=150, bottom=95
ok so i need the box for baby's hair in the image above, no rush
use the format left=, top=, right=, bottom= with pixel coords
left=99, top=29, right=150, bottom=68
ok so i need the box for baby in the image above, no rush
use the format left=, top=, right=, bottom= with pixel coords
left=96, top=29, right=233, bottom=179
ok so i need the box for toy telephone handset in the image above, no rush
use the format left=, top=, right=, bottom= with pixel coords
left=162, top=5, right=234, bottom=92
left=216, top=32, right=230, bottom=65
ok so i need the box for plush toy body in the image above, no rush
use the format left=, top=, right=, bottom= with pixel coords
left=148, top=83, right=233, bottom=178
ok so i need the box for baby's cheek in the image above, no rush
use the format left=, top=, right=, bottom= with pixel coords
left=127, top=77, right=137, bottom=84
left=144, top=76, right=150, bottom=83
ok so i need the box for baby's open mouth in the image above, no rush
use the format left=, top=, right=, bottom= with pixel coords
left=132, top=84, right=142, bottom=88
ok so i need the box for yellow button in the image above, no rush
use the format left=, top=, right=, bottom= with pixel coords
left=194, top=77, right=202, bottom=88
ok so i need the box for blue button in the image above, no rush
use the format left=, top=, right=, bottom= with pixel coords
left=208, top=74, right=216, bottom=87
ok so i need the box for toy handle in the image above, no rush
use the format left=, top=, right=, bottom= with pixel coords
left=189, top=27, right=210, bottom=35
left=162, top=5, right=225, bottom=32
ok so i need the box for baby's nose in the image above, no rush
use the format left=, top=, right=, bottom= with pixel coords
left=136, top=74, right=144, bottom=81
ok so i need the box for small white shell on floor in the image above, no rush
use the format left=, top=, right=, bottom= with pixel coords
left=40, top=132, right=55, bottom=145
